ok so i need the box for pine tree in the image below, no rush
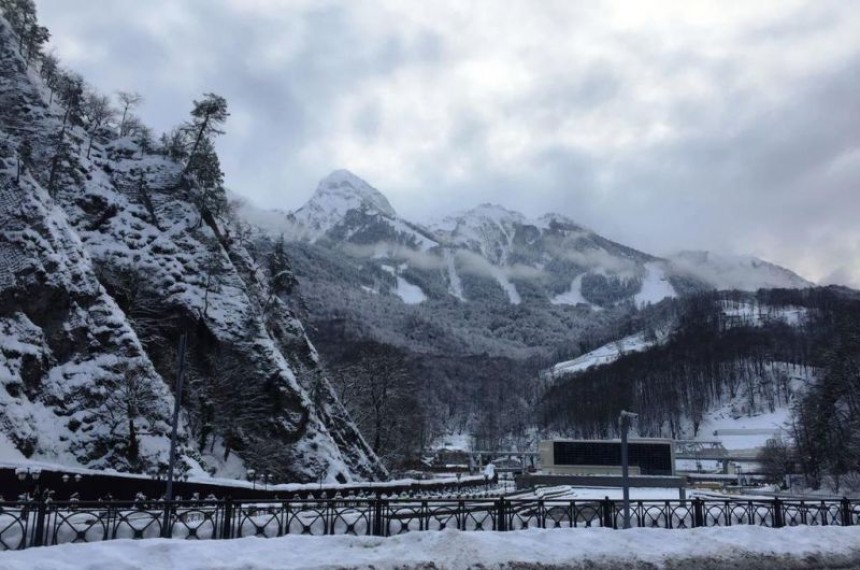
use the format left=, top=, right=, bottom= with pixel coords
left=183, top=93, right=229, bottom=166
left=268, top=234, right=297, bottom=296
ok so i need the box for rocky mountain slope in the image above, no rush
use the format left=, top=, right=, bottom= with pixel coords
left=0, top=11, right=383, bottom=482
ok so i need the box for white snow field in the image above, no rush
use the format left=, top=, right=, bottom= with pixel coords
left=2, top=526, right=859, bottom=569
left=549, top=333, right=656, bottom=378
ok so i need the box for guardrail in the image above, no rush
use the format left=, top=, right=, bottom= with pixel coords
left=0, top=496, right=856, bottom=550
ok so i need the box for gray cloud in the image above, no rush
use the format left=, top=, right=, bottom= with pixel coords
left=35, top=0, right=860, bottom=287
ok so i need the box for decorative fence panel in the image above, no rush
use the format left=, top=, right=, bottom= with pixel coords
left=0, top=497, right=856, bottom=551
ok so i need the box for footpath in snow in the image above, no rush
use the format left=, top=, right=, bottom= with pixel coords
left=2, top=526, right=860, bottom=570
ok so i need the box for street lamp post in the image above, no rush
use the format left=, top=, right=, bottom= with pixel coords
left=60, top=473, right=82, bottom=500
left=247, top=469, right=257, bottom=491
left=15, top=468, right=42, bottom=500
left=619, top=410, right=638, bottom=529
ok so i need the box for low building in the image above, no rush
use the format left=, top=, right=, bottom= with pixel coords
left=538, top=438, right=675, bottom=476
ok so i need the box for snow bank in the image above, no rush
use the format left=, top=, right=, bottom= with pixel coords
left=2, top=526, right=859, bottom=569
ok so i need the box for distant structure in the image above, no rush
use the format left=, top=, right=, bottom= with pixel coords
left=538, top=439, right=676, bottom=476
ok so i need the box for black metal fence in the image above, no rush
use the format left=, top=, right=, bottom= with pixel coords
left=0, top=467, right=493, bottom=502
left=1, top=496, right=857, bottom=550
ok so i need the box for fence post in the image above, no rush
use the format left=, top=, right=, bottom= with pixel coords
left=601, top=497, right=614, bottom=528
left=538, top=498, right=545, bottom=529
left=842, top=498, right=853, bottom=527
left=161, top=499, right=172, bottom=538
left=773, top=497, right=784, bottom=528
left=32, top=501, right=47, bottom=547
left=693, top=498, right=704, bottom=528
left=221, top=497, right=233, bottom=539
left=497, top=498, right=506, bottom=531
left=372, top=494, right=384, bottom=537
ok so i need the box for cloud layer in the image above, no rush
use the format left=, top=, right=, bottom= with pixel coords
left=36, top=0, right=860, bottom=286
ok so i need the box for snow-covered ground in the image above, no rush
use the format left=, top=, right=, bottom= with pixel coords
left=490, top=266, right=521, bottom=304
left=549, top=333, right=656, bottom=378
left=433, top=432, right=473, bottom=452
left=695, top=404, right=790, bottom=450
left=380, top=265, right=427, bottom=304
left=720, top=300, right=809, bottom=327
left=634, top=262, right=677, bottom=307
left=2, top=526, right=858, bottom=569
left=551, top=273, right=592, bottom=306
left=513, top=485, right=693, bottom=501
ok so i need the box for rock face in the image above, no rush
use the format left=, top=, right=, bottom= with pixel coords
left=0, top=15, right=384, bottom=482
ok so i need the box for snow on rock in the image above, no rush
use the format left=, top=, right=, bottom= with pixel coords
left=0, top=171, right=177, bottom=471
left=0, top=19, right=383, bottom=482
left=2, top=526, right=860, bottom=570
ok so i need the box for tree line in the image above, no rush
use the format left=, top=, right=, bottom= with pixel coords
left=541, top=287, right=860, bottom=490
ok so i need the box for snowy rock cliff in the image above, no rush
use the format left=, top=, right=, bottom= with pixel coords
left=0, top=15, right=383, bottom=482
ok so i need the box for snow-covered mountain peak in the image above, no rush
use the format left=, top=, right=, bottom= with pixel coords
left=312, top=169, right=396, bottom=218
left=432, top=203, right=526, bottom=232
left=289, top=170, right=398, bottom=241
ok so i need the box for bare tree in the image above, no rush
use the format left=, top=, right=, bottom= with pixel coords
left=191, top=350, right=272, bottom=460
left=330, top=342, right=424, bottom=466
left=104, top=366, right=162, bottom=464
left=199, top=242, right=229, bottom=319
left=81, top=90, right=116, bottom=158
left=116, top=90, right=142, bottom=136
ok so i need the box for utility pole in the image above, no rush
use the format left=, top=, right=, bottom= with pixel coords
left=619, top=410, right=638, bottom=529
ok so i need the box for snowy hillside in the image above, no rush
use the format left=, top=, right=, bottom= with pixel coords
left=540, top=288, right=841, bottom=453
left=548, top=333, right=659, bottom=378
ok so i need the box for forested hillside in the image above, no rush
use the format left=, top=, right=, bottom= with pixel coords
left=541, top=287, right=860, bottom=489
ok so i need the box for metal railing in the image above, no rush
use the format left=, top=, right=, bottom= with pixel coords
left=0, top=496, right=856, bottom=550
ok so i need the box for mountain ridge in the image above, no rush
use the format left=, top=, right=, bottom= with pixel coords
left=237, top=169, right=814, bottom=305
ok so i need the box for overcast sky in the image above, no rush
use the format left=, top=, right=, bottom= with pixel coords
left=35, top=0, right=860, bottom=286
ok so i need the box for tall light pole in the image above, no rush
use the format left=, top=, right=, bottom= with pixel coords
left=619, top=410, right=638, bottom=529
